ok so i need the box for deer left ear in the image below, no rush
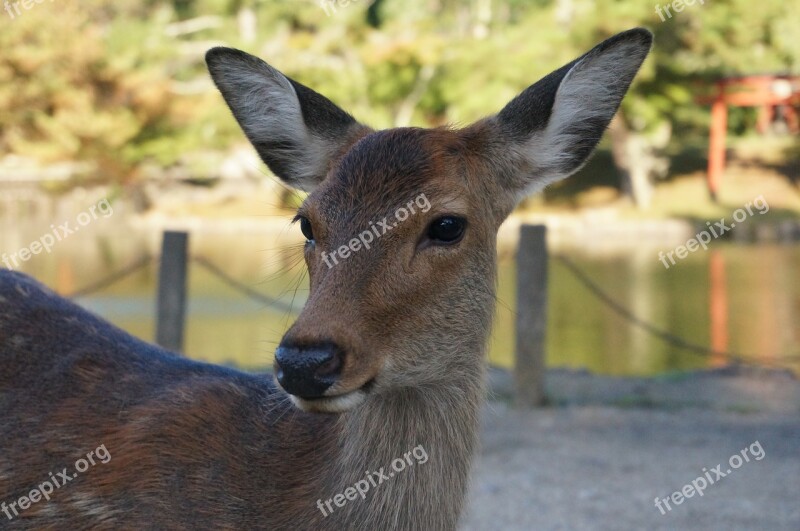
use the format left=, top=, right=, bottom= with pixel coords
left=489, top=28, right=653, bottom=199
left=206, top=47, right=370, bottom=192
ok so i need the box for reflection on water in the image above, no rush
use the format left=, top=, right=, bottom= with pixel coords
left=4, top=223, right=799, bottom=376
left=492, top=244, right=800, bottom=376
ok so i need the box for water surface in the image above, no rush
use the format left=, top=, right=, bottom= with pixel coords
left=5, top=222, right=797, bottom=376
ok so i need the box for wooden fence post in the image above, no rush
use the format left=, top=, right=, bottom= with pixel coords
left=515, top=224, right=548, bottom=407
left=156, top=231, right=189, bottom=353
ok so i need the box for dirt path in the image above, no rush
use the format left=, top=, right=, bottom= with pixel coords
left=463, top=404, right=799, bottom=530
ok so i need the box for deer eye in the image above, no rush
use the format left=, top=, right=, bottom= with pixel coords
left=298, top=216, right=314, bottom=242
left=426, top=216, right=466, bottom=244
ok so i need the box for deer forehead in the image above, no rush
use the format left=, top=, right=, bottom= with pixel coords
left=308, top=127, right=471, bottom=221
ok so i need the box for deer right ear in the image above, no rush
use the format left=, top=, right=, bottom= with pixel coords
left=206, top=48, right=369, bottom=192
left=485, top=28, right=653, bottom=201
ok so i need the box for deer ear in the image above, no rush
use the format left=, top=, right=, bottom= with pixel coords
left=490, top=28, right=652, bottom=198
left=206, top=48, right=369, bottom=192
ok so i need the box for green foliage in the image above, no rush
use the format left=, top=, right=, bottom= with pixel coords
left=1, top=0, right=797, bottom=183
left=0, top=1, right=181, bottom=179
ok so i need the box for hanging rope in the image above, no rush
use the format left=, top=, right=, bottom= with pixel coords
left=66, top=255, right=153, bottom=299
left=191, top=256, right=299, bottom=313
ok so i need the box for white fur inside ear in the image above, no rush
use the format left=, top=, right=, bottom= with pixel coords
left=218, top=61, right=338, bottom=191
left=517, top=40, right=644, bottom=199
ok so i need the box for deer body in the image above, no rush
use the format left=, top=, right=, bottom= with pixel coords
left=0, top=271, right=481, bottom=529
left=0, top=29, right=651, bottom=529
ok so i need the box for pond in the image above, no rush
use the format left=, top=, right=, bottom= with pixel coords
left=4, top=221, right=799, bottom=376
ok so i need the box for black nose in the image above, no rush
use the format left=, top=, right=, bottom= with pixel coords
left=274, top=343, right=344, bottom=398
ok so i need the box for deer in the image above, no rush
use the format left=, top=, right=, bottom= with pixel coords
left=0, top=28, right=651, bottom=529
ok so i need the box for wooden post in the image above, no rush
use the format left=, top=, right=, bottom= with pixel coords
left=707, top=91, right=728, bottom=202
left=515, top=225, right=547, bottom=407
left=156, top=231, right=189, bottom=353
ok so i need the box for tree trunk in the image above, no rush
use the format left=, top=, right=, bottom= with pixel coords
left=608, top=115, right=671, bottom=209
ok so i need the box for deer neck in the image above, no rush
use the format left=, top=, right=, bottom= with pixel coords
left=323, top=354, right=486, bottom=530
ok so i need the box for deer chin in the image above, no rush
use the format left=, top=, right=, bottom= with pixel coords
left=289, top=380, right=375, bottom=414
left=290, top=389, right=367, bottom=413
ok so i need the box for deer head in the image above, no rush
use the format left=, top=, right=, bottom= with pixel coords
left=206, top=28, right=652, bottom=414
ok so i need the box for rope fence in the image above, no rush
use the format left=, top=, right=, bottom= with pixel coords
left=66, top=255, right=153, bottom=299
left=66, top=254, right=300, bottom=314
left=554, top=254, right=800, bottom=368
left=191, top=256, right=299, bottom=313
left=63, top=234, right=799, bottom=371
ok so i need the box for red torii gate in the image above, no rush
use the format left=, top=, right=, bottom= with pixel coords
left=697, top=75, right=800, bottom=201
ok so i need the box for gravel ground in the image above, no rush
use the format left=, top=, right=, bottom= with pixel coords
left=462, top=403, right=800, bottom=530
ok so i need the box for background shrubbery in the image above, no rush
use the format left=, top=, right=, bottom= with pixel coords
left=1, top=0, right=798, bottom=189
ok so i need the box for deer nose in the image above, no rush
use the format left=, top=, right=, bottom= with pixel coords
left=274, top=343, right=344, bottom=398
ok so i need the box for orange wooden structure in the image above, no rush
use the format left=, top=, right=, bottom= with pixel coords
left=698, top=75, right=800, bottom=200
left=708, top=250, right=728, bottom=367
